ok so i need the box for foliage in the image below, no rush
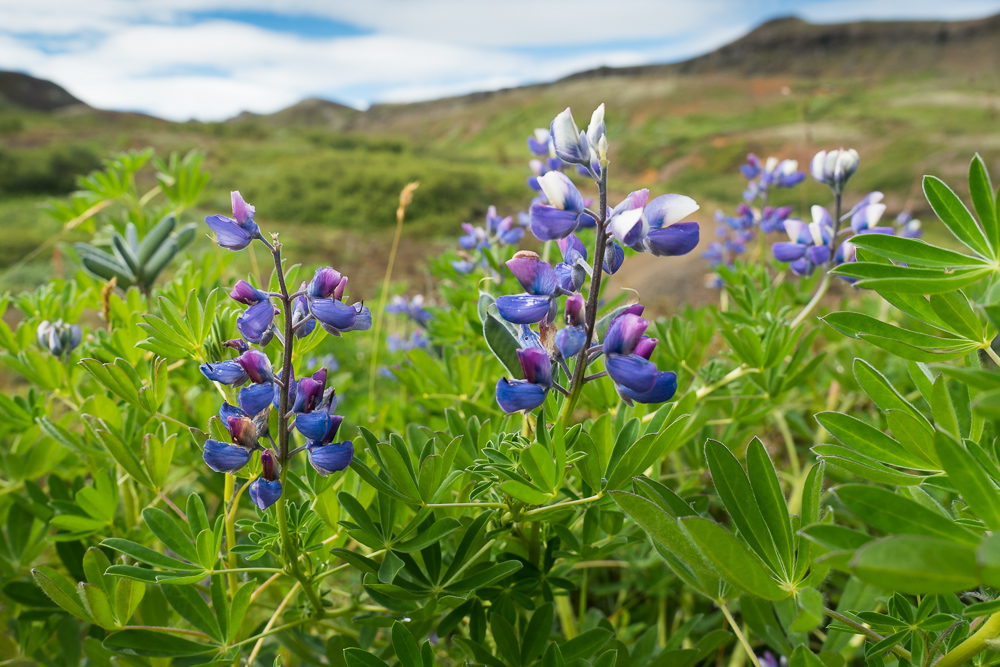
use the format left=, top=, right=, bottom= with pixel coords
left=3, top=102, right=1000, bottom=667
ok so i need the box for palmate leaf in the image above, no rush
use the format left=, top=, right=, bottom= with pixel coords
left=924, top=174, right=995, bottom=260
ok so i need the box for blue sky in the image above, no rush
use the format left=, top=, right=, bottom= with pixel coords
left=1, top=0, right=999, bottom=121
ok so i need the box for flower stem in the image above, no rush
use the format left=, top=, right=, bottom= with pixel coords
left=224, top=473, right=238, bottom=596
left=824, top=608, right=912, bottom=661
left=934, top=611, right=1000, bottom=667
left=560, top=168, right=609, bottom=422
left=719, top=600, right=762, bottom=667
left=789, top=271, right=831, bottom=329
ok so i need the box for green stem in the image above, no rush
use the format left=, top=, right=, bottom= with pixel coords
left=985, top=344, right=1000, bottom=368
left=560, top=167, right=609, bottom=423
left=719, top=601, right=762, bottom=667
left=772, top=410, right=801, bottom=480
left=695, top=366, right=751, bottom=400
left=522, top=493, right=603, bottom=518
left=823, top=607, right=912, bottom=661
left=224, top=474, right=238, bottom=596
left=935, top=611, right=1000, bottom=667
left=789, top=271, right=831, bottom=329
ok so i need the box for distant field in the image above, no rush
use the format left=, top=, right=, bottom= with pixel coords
left=1, top=71, right=998, bottom=301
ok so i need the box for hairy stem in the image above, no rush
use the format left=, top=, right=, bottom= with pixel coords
left=823, top=607, right=912, bottom=661
left=224, top=474, right=238, bottom=596
left=719, top=601, right=762, bottom=667
left=934, top=611, right=1000, bottom=667
left=560, top=168, right=609, bottom=422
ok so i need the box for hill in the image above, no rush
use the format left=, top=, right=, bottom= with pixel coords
left=0, top=71, right=86, bottom=112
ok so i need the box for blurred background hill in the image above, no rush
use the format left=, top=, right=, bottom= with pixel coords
left=1, top=11, right=999, bottom=307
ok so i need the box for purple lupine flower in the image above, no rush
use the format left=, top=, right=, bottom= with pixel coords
left=293, top=368, right=327, bottom=414
left=529, top=172, right=596, bottom=241
left=239, top=383, right=274, bottom=417
left=496, top=215, right=525, bottom=246
left=36, top=320, right=82, bottom=357
left=232, top=281, right=276, bottom=345
left=305, top=267, right=370, bottom=335
left=740, top=154, right=762, bottom=180
left=495, top=252, right=560, bottom=325
left=811, top=148, right=859, bottom=194
left=850, top=197, right=891, bottom=234
left=495, top=347, right=553, bottom=413
left=550, top=107, right=592, bottom=166
left=603, top=242, right=625, bottom=274
left=771, top=206, right=834, bottom=276
left=759, top=157, right=805, bottom=189
left=452, top=258, right=476, bottom=274
left=205, top=191, right=260, bottom=251
left=308, top=440, right=354, bottom=476
left=617, top=334, right=677, bottom=404
left=292, top=285, right=316, bottom=339
left=459, top=223, right=489, bottom=250
left=554, top=234, right=588, bottom=293
left=202, top=414, right=259, bottom=473
left=387, top=295, right=433, bottom=327
left=249, top=449, right=281, bottom=510
left=608, top=190, right=701, bottom=257
left=527, top=128, right=552, bottom=157
left=760, top=205, right=793, bottom=234
left=237, top=349, right=274, bottom=384
left=603, top=313, right=658, bottom=394
left=554, top=293, right=587, bottom=359
left=223, top=338, right=250, bottom=354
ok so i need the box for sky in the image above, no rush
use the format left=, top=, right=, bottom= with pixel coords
left=1, top=0, right=1000, bottom=122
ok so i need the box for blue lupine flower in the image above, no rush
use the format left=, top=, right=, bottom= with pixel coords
left=550, top=107, right=592, bottom=166
left=387, top=295, right=433, bottom=326
left=608, top=190, right=701, bottom=257
left=292, top=283, right=316, bottom=339
left=759, top=156, right=805, bottom=189
left=459, top=223, right=489, bottom=250
left=496, top=347, right=553, bottom=413
left=527, top=128, right=552, bottom=157
left=205, top=191, right=260, bottom=251
left=452, top=258, right=476, bottom=274
left=293, top=368, right=327, bottom=413
left=811, top=148, right=859, bottom=194
left=496, top=252, right=560, bottom=325
left=529, top=172, right=597, bottom=241
left=554, top=234, right=588, bottom=293
left=237, top=349, right=274, bottom=384
left=740, top=154, right=762, bottom=179
left=200, top=359, right=249, bottom=385
left=895, top=211, right=922, bottom=238
left=617, top=335, right=677, bottom=404
left=231, top=280, right=276, bottom=345
left=36, top=320, right=82, bottom=357
left=603, top=242, right=625, bottom=274
left=760, top=205, right=793, bottom=234
left=554, top=292, right=587, bottom=359
left=308, top=441, right=354, bottom=476
left=202, top=414, right=259, bottom=473
left=239, top=383, right=274, bottom=417
left=771, top=206, right=834, bottom=276
left=850, top=196, right=892, bottom=234
left=249, top=450, right=281, bottom=510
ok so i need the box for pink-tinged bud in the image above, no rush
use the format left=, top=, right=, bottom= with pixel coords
left=228, top=416, right=258, bottom=449
left=564, top=293, right=584, bottom=325
left=333, top=276, right=348, bottom=301
left=634, top=337, right=658, bottom=360
left=237, top=349, right=274, bottom=384
left=260, top=449, right=277, bottom=481
left=230, top=280, right=268, bottom=305
left=231, top=191, right=256, bottom=227
left=308, top=267, right=344, bottom=299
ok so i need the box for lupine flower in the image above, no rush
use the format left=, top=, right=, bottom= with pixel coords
left=740, top=154, right=763, bottom=179
left=608, top=190, right=701, bottom=257
left=452, top=257, right=476, bottom=274
left=811, top=148, right=859, bottom=194
left=293, top=368, right=327, bottom=413
left=305, top=267, right=372, bottom=336
left=459, top=223, right=489, bottom=250
left=555, top=234, right=588, bottom=293
left=495, top=347, right=553, bottom=413
left=772, top=206, right=834, bottom=276
left=527, top=128, right=552, bottom=157
left=603, top=242, right=625, bottom=274
left=618, top=335, right=678, bottom=404
left=202, top=414, right=260, bottom=473
left=759, top=157, right=805, bottom=189
left=550, top=107, right=592, bottom=166
left=555, top=293, right=587, bottom=359
left=760, top=205, right=794, bottom=234
left=237, top=349, right=274, bottom=384
left=529, top=172, right=596, bottom=241
left=231, top=280, right=276, bottom=344
left=495, top=252, right=560, bottom=324
left=300, top=400, right=354, bottom=476
left=238, top=383, right=274, bottom=417
left=850, top=196, right=892, bottom=234
left=249, top=450, right=282, bottom=510
left=36, top=320, right=82, bottom=357
left=292, top=283, right=315, bottom=339
left=602, top=312, right=658, bottom=394
left=387, top=295, right=433, bottom=327
left=895, top=211, right=922, bottom=238
left=200, top=359, right=249, bottom=385
left=205, top=191, right=260, bottom=251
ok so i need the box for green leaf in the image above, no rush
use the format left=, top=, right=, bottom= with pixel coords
left=789, top=588, right=825, bottom=633
left=484, top=309, right=523, bottom=379
left=102, top=629, right=217, bottom=657
left=849, top=233, right=988, bottom=268
left=490, top=613, right=521, bottom=667
left=520, top=443, right=556, bottom=493
left=970, top=154, right=998, bottom=252
left=499, top=480, right=551, bottom=505
left=930, top=291, right=983, bottom=341
left=745, top=438, right=794, bottom=578
left=813, top=445, right=929, bottom=486
left=101, top=538, right=201, bottom=571
left=854, top=359, right=929, bottom=428
left=376, top=443, right=422, bottom=502
left=560, top=629, right=612, bottom=662
left=680, top=517, right=787, bottom=600
left=142, top=508, right=199, bottom=563
left=935, top=431, right=1000, bottom=530
left=447, top=561, right=522, bottom=593
left=31, top=567, right=93, bottom=623
left=520, top=603, right=553, bottom=665
left=833, top=263, right=992, bottom=294
left=705, top=440, right=783, bottom=574
left=851, top=535, right=978, bottom=594
left=605, top=415, right=690, bottom=491
left=815, top=412, right=927, bottom=469
left=931, top=375, right=962, bottom=440
left=161, top=579, right=223, bottom=642
left=836, top=485, right=978, bottom=546
left=392, top=518, right=460, bottom=553
left=610, top=491, right=712, bottom=578
left=114, top=578, right=144, bottom=627
left=391, top=622, right=423, bottom=667
left=924, top=174, right=994, bottom=259
left=78, top=582, right=118, bottom=630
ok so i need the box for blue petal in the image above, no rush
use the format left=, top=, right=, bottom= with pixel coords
left=205, top=215, right=254, bottom=250
left=200, top=359, right=248, bottom=385
left=603, top=243, right=625, bottom=275
left=807, top=245, right=831, bottom=265
left=643, top=222, right=700, bottom=257
left=555, top=326, right=587, bottom=359
left=239, top=383, right=274, bottom=417
left=219, top=402, right=247, bottom=423
left=620, top=371, right=678, bottom=404
left=496, top=294, right=553, bottom=324
left=606, top=354, right=658, bottom=393
left=343, top=304, right=372, bottom=332
left=295, top=411, right=332, bottom=440
left=309, top=298, right=358, bottom=329
left=308, top=441, right=354, bottom=476
left=789, top=258, right=815, bottom=276
left=772, top=242, right=806, bottom=262
left=495, top=378, right=548, bottom=413
left=203, top=440, right=251, bottom=473
left=248, top=478, right=282, bottom=510
left=237, top=301, right=275, bottom=344
left=530, top=204, right=579, bottom=241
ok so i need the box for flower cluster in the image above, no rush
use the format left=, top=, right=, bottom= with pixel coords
left=36, top=319, right=82, bottom=357
left=741, top=153, right=805, bottom=202
left=452, top=206, right=528, bottom=274
left=494, top=104, right=697, bottom=414
left=385, top=294, right=433, bottom=353
left=199, top=192, right=358, bottom=510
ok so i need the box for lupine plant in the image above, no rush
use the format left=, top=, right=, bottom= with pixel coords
left=4, top=101, right=1000, bottom=667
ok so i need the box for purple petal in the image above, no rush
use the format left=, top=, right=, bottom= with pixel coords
left=308, top=441, right=354, bottom=476
left=219, top=402, right=247, bottom=423
left=555, top=326, right=587, bottom=359
left=295, top=411, right=332, bottom=440
left=536, top=171, right=584, bottom=212
left=611, top=189, right=649, bottom=216
left=230, top=280, right=268, bottom=305
left=248, top=478, right=282, bottom=510
left=634, top=337, right=658, bottom=360
left=237, top=349, right=273, bottom=384
left=231, top=191, right=255, bottom=227
left=643, top=222, right=700, bottom=257
left=506, top=254, right=557, bottom=296
left=203, top=440, right=251, bottom=473
left=342, top=304, right=372, bottom=332
left=517, top=347, right=552, bottom=387
left=807, top=245, right=831, bottom=265
left=238, top=301, right=276, bottom=344
left=205, top=215, right=253, bottom=251
left=227, top=415, right=258, bottom=449
left=550, top=108, right=586, bottom=164
left=529, top=204, right=580, bottom=242
left=495, top=294, right=553, bottom=324
left=309, top=298, right=358, bottom=330
left=554, top=262, right=584, bottom=293
left=564, top=293, right=584, bottom=325
left=606, top=354, right=658, bottom=393
left=558, top=233, right=587, bottom=265
left=496, top=378, right=548, bottom=413
left=789, top=258, right=815, bottom=277
left=772, top=242, right=806, bottom=262
left=308, top=267, right=344, bottom=299
left=642, top=194, right=699, bottom=231
left=620, top=371, right=678, bottom=404
left=603, top=313, right=649, bottom=355
left=609, top=208, right=645, bottom=248
left=239, top=383, right=274, bottom=417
